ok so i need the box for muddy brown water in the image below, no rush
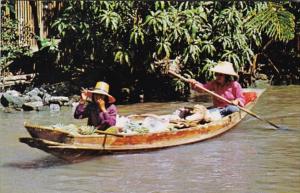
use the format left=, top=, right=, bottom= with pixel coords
left=0, top=86, right=299, bottom=193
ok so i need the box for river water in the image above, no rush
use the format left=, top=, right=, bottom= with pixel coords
left=0, top=86, right=299, bottom=193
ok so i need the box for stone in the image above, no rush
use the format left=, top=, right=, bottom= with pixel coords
left=26, top=87, right=41, bottom=97
left=50, top=103, right=60, bottom=112
left=22, top=101, right=44, bottom=111
left=6, top=90, right=21, bottom=97
left=30, top=95, right=42, bottom=102
left=49, top=96, right=69, bottom=106
left=0, top=92, right=25, bottom=108
left=43, top=93, right=52, bottom=104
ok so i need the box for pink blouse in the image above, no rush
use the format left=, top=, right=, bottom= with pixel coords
left=194, top=80, right=245, bottom=108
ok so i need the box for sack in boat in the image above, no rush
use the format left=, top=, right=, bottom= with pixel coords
left=142, top=116, right=169, bottom=132
left=115, top=115, right=130, bottom=128
left=185, top=105, right=211, bottom=123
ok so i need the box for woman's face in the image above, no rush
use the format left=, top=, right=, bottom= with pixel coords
left=93, top=93, right=106, bottom=102
left=215, top=73, right=225, bottom=84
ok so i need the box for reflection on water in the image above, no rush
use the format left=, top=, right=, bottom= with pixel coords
left=0, top=86, right=300, bottom=193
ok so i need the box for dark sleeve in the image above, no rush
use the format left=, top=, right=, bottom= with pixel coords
left=98, top=104, right=117, bottom=127
left=74, top=103, right=89, bottom=119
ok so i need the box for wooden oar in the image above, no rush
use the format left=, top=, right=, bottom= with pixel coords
left=168, top=70, right=281, bottom=130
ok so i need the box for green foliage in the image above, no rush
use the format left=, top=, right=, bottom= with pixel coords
left=100, top=10, right=121, bottom=31
left=212, top=5, right=257, bottom=70
left=246, top=2, right=295, bottom=42
left=130, top=25, right=145, bottom=45
left=47, top=1, right=297, bottom=99
left=114, top=50, right=130, bottom=66
left=38, top=37, right=59, bottom=53
left=201, top=59, right=217, bottom=80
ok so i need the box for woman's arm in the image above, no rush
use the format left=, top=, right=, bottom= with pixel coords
left=74, top=89, right=90, bottom=119
left=189, top=79, right=213, bottom=92
left=233, top=82, right=245, bottom=107
left=74, top=103, right=89, bottom=119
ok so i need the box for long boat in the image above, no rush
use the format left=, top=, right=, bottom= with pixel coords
left=20, top=88, right=264, bottom=162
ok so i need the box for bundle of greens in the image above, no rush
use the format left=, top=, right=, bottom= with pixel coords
left=50, top=124, right=96, bottom=135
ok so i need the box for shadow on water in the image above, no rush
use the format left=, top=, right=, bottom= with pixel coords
left=259, top=125, right=296, bottom=132
left=245, top=122, right=297, bottom=132
left=3, top=156, right=71, bottom=169
left=243, top=114, right=299, bottom=131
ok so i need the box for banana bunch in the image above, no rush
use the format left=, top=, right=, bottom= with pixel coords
left=78, top=125, right=96, bottom=135
left=51, top=123, right=79, bottom=135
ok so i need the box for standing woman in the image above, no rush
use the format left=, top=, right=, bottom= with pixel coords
left=189, top=61, right=245, bottom=117
left=74, top=81, right=117, bottom=130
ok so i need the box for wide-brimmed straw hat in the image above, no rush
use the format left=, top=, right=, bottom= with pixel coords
left=89, top=81, right=116, bottom=103
left=210, top=61, right=238, bottom=77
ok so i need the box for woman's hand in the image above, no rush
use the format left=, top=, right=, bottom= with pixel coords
left=188, top=79, right=202, bottom=90
left=231, top=99, right=240, bottom=106
left=188, top=79, right=198, bottom=85
left=97, top=98, right=107, bottom=112
left=79, top=88, right=90, bottom=104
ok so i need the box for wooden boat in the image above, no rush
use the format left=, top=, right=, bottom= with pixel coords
left=20, top=89, right=264, bottom=162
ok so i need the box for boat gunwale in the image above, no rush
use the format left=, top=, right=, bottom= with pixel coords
left=24, top=115, right=230, bottom=139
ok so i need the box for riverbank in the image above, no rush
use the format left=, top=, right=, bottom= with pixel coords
left=0, top=86, right=79, bottom=112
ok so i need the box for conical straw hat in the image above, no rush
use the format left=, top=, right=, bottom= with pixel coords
left=210, top=61, right=238, bottom=77
left=89, top=81, right=116, bottom=103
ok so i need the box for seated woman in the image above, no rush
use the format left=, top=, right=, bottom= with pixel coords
left=189, top=61, right=245, bottom=117
left=74, top=81, right=117, bottom=130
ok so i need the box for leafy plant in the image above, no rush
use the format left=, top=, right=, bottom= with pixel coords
left=38, top=37, right=59, bottom=52
left=246, top=2, right=295, bottom=42
left=45, top=1, right=298, bottom=100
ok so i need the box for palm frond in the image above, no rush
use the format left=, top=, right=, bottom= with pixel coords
left=246, top=3, right=295, bottom=42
